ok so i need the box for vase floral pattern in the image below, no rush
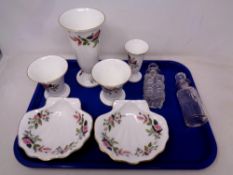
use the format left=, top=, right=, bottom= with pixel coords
left=127, top=54, right=143, bottom=74
left=42, top=83, right=59, bottom=92
left=102, top=87, right=123, bottom=100
left=21, top=110, right=89, bottom=155
left=70, top=30, right=101, bottom=48
left=101, top=112, right=163, bottom=158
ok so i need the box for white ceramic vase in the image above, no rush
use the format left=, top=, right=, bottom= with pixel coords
left=125, top=39, right=149, bottom=83
left=59, top=8, right=105, bottom=87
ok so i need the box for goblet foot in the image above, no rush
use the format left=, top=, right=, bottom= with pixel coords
left=44, top=83, right=70, bottom=98
left=129, top=72, right=142, bottom=83
left=76, top=70, right=98, bottom=88
left=100, top=89, right=126, bottom=106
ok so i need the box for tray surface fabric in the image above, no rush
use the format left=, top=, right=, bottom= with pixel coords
left=14, top=60, right=217, bottom=169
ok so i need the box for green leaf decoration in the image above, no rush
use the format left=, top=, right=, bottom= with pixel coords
left=38, top=119, right=42, bottom=125
left=112, top=139, right=118, bottom=145
left=33, top=144, right=40, bottom=152
left=153, top=119, right=158, bottom=125
left=146, top=128, right=153, bottom=136
left=34, top=135, right=40, bottom=141
left=80, top=116, right=84, bottom=124
left=113, top=147, right=118, bottom=152
left=81, top=38, right=89, bottom=46
left=35, top=123, right=38, bottom=129
left=148, top=118, right=152, bottom=125
left=93, top=39, right=99, bottom=47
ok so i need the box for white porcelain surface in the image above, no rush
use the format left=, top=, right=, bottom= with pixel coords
left=92, top=59, right=131, bottom=106
left=27, top=55, right=68, bottom=84
left=59, top=8, right=105, bottom=32
left=95, top=100, right=169, bottom=164
left=129, top=72, right=142, bottom=83
left=76, top=70, right=98, bottom=88
left=44, top=84, right=70, bottom=98
left=59, top=8, right=105, bottom=87
left=18, top=98, right=93, bottom=161
left=100, top=89, right=126, bottom=106
left=125, top=39, right=149, bottom=56
left=27, top=55, right=70, bottom=98
left=125, top=39, right=149, bottom=83
left=92, top=59, right=131, bottom=88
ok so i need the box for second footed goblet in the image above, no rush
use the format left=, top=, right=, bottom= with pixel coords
left=92, top=59, right=131, bottom=106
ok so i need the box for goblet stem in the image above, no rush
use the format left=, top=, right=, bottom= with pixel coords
left=100, top=87, right=126, bottom=106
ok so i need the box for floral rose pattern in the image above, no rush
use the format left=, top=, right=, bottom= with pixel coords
left=22, top=130, right=51, bottom=153
left=28, top=110, right=51, bottom=129
left=128, top=54, right=140, bottom=71
left=102, top=87, right=121, bottom=97
left=21, top=110, right=88, bottom=155
left=137, top=112, right=163, bottom=139
left=101, top=112, right=163, bottom=158
left=135, top=142, right=158, bottom=156
left=103, top=112, right=122, bottom=131
left=101, top=113, right=131, bottom=156
left=74, top=111, right=88, bottom=139
left=51, top=141, right=77, bottom=155
left=70, top=30, right=101, bottom=48
left=102, top=132, right=131, bottom=157
left=42, top=84, right=59, bottom=92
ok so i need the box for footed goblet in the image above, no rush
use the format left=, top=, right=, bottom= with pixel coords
left=92, top=59, right=131, bottom=106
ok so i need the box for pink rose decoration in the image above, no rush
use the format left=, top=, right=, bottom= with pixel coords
left=70, top=36, right=82, bottom=46
left=137, top=114, right=148, bottom=123
left=34, top=114, right=40, bottom=119
left=137, top=115, right=145, bottom=121
left=153, top=124, right=162, bottom=133
left=42, top=147, right=51, bottom=153
left=74, top=112, right=81, bottom=122
left=92, top=30, right=100, bottom=41
left=22, top=137, right=32, bottom=145
left=82, top=125, right=88, bottom=134
left=103, top=140, right=111, bottom=150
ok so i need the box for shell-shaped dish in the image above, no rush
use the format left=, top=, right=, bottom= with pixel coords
left=94, top=100, right=169, bottom=164
left=18, top=98, right=93, bottom=161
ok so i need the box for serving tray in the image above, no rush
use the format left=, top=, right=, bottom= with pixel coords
left=14, top=60, right=217, bottom=169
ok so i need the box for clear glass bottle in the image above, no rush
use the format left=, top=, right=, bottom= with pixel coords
left=143, top=63, right=165, bottom=109
left=175, top=72, right=208, bottom=127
